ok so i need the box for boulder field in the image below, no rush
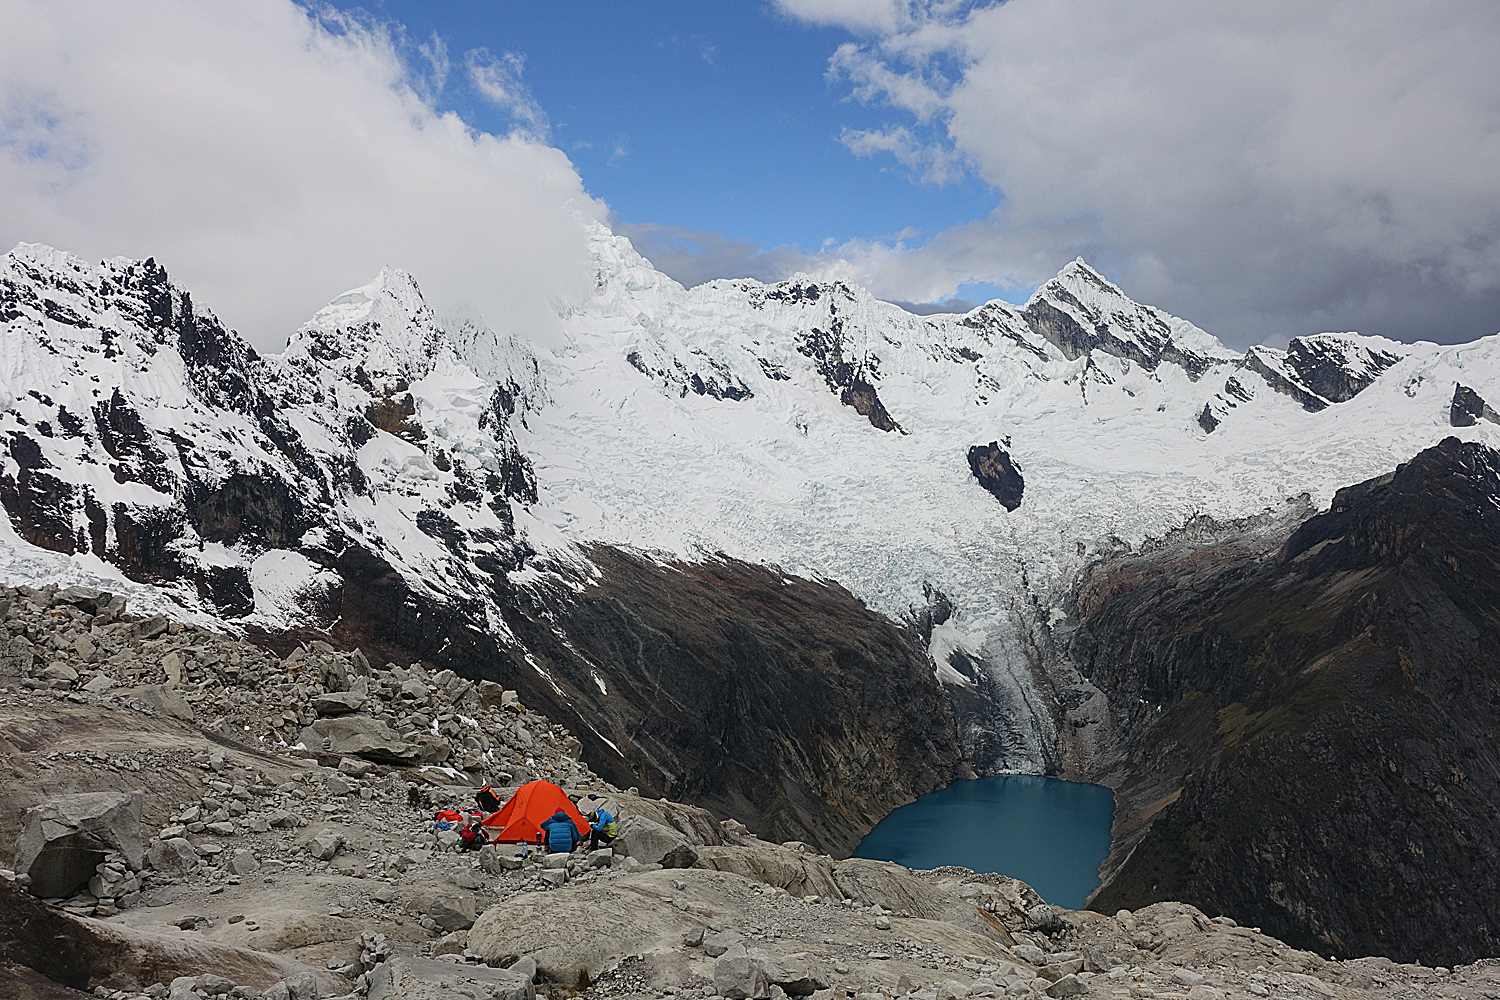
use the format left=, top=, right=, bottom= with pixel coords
left=2, top=582, right=1497, bottom=1000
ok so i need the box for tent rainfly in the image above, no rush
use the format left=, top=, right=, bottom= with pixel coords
left=480, top=779, right=589, bottom=843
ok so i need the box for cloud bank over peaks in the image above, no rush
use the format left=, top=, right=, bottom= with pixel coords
left=614, top=211, right=1102, bottom=315
left=0, top=0, right=605, bottom=352
left=777, top=0, right=1500, bottom=348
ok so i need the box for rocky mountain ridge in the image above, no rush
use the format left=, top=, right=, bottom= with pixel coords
left=1069, top=437, right=1500, bottom=965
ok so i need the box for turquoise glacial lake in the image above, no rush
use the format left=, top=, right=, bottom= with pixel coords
left=853, top=774, right=1115, bottom=910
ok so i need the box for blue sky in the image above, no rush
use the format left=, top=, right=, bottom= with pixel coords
left=360, top=0, right=1014, bottom=309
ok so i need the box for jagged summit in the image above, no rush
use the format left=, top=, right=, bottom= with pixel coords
left=286, top=265, right=453, bottom=386
left=301, top=266, right=429, bottom=332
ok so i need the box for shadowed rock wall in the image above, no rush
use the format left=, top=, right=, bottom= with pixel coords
left=1071, top=438, right=1500, bottom=965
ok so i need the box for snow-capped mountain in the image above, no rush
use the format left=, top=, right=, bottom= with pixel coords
left=0, top=246, right=539, bottom=636
left=3, top=224, right=1499, bottom=778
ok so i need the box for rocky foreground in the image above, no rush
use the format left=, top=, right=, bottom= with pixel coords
left=2, top=584, right=1496, bottom=1000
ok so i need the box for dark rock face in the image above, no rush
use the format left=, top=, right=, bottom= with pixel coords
left=1245, top=337, right=1405, bottom=413
left=188, top=473, right=302, bottom=549
left=625, top=349, right=754, bottom=402
left=1450, top=383, right=1498, bottom=427
left=1072, top=438, right=1500, bottom=965
left=795, top=304, right=903, bottom=433
left=967, top=442, right=1024, bottom=511
left=841, top=378, right=901, bottom=433
left=505, top=548, right=971, bottom=856
left=1021, top=285, right=1215, bottom=379
left=1284, top=337, right=1401, bottom=404
left=1196, top=404, right=1219, bottom=434
left=0, top=432, right=79, bottom=554
left=253, top=541, right=970, bottom=858
left=1243, top=350, right=1330, bottom=412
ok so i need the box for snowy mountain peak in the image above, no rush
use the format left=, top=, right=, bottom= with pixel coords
left=1239, top=332, right=1410, bottom=413
left=1018, top=261, right=1233, bottom=377
left=305, top=266, right=427, bottom=329
left=6, top=241, right=90, bottom=275
left=582, top=222, right=686, bottom=301
left=1046, top=256, right=1123, bottom=300
left=287, top=266, right=451, bottom=386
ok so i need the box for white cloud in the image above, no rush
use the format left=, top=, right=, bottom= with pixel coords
left=839, top=125, right=965, bottom=185
left=784, top=0, right=1500, bottom=346
left=614, top=212, right=1101, bottom=311
left=828, top=41, right=947, bottom=121
left=464, top=47, right=549, bottom=139
left=772, top=0, right=973, bottom=37
left=773, top=0, right=916, bottom=35
left=0, top=0, right=604, bottom=352
left=611, top=222, right=818, bottom=289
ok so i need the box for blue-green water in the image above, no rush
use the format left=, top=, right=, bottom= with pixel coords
left=853, top=774, right=1115, bottom=910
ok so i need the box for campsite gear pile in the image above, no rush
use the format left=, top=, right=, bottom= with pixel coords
left=433, top=780, right=599, bottom=856
left=432, top=808, right=491, bottom=852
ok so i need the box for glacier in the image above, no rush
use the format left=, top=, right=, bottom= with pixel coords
left=2, top=222, right=1499, bottom=775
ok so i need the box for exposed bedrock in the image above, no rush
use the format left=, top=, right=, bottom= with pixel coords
left=1067, top=437, right=1500, bottom=966
left=1450, top=382, right=1499, bottom=427
left=967, top=442, right=1025, bottom=511
left=497, top=547, right=973, bottom=858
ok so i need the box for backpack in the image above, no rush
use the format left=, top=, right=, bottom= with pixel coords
left=475, top=785, right=502, bottom=813
left=459, top=822, right=488, bottom=852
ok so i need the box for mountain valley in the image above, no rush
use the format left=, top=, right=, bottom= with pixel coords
left=3, top=224, right=1500, bottom=983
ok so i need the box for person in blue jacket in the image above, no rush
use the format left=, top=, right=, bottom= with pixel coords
left=541, top=810, right=581, bottom=853
left=587, top=809, right=617, bottom=850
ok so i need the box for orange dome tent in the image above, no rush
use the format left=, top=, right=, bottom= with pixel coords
left=480, top=779, right=589, bottom=844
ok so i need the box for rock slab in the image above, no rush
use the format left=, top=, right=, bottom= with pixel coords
left=368, top=956, right=533, bottom=1000
left=15, top=790, right=144, bottom=898
left=614, top=814, right=699, bottom=869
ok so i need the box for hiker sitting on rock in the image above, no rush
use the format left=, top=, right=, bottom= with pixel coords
left=587, top=809, right=617, bottom=850
left=541, top=810, right=581, bottom=853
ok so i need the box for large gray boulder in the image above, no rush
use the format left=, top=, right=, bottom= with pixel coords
left=426, top=893, right=479, bottom=932
left=0, top=634, right=38, bottom=676
left=368, top=956, right=533, bottom=1000
left=311, top=690, right=367, bottom=716
left=833, top=857, right=1010, bottom=944
left=613, top=814, right=699, bottom=868
left=298, top=716, right=421, bottom=766
left=54, top=585, right=112, bottom=614
left=468, top=873, right=702, bottom=985
left=130, top=684, right=195, bottom=721
left=146, top=837, right=200, bottom=877
left=760, top=951, right=833, bottom=996
left=15, top=790, right=144, bottom=897
left=715, top=943, right=771, bottom=1000
left=692, top=843, right=842, bottom=899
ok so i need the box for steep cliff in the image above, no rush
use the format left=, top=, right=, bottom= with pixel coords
left=1072, top=438, right=1500, bottom=964
left=498, top=548, right=973, bottom=856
